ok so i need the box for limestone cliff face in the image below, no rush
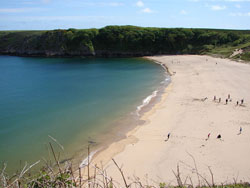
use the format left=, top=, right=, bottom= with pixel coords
left=0, top=45, right=96, bottom=57
left=0, top=33, right=151, bottom=57
left=0, top=46, right=151, bottom=57
left=0, top=40, right=152, bottom=57
left=94, top=50, right=154, bottom=57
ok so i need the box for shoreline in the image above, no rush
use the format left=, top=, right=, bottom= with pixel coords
left=76, top=57, right=170, bottom=172
left=0, top=56, right=166, bottom=174
left=76, top=57, right=171, bottom=184
left=85, top=55, right=250, bottom=186
left=80, top=56, right=171, bottom=165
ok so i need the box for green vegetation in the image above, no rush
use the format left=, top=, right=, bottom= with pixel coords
left=241, top=52, right=250, bottom=61
left=1, top=158, right=250, bottom=188
left=1, top=143, right=250, bottom=187
left=0, top=26, right=250, bottom=61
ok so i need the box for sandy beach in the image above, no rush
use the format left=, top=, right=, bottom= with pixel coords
left=89, top=55, right=250, bottom=186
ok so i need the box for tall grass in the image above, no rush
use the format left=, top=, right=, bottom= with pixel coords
left=1, top=142, right=250, bottom=188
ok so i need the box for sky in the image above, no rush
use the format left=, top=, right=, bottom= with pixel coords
left=0, top=0, right=250, bottom=30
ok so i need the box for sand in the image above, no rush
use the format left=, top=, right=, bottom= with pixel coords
left=88, top=55, right=250, bottom=187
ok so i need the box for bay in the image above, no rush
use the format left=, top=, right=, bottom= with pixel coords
left=0, top=56, right=167, bottom=172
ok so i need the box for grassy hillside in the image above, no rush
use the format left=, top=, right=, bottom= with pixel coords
left=0, top=26, right=250, bottom=60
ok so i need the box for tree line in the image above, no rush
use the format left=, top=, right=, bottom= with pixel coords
left=0, top=25, right=249, bottom=57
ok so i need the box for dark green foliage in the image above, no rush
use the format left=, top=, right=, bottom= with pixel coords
left=241, top=52, right=250, bottom=61
left=0, top=26, right=249, bottom=58
left=27, top=171, right=76, bottom=188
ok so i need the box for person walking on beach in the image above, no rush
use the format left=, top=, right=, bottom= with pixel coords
left=228, top=94, right=230, bottom=99
left=236, top=101, right=239, bottom=106
left=241, top=99, right=244, bottom=105
left=226, top=99, right=228, bottom=104
left=167, top=133, right=170, bottom=139
left=217, top=134, right=221, bottom=139
left=165, top=133, right=171, bottom=141
left=206, top=133, right=211, bottom=141
left=202, top=97, right=208, bottom=101
left=219, top=98, right=221, bottom=103
left=239, top=127, right=242, bottom=134
left=214, top=96, right=216, bottom=101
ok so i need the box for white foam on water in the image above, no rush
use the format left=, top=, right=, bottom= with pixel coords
left=153, top=61, right=168, bottom=72
left=136, top=90, right=158, bottom=116
left=165, top=77, right=170, bottom=81
left=79, top=149, right=100, bottom=168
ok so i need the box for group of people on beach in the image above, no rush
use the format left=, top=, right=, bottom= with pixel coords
left=166, top=126, right=243, bottom=142
left=213, top=94, right=244, bottom=106
left=165, top=93, right=245, bottom=142
left=210, top=94, right=245, bottom=140
left=206, top=126, right=242, bottom=141
left=207, top=133, right=224, bottom=140
left=205, top=132, right=222, bottom=141
left=166, top=127, right=243, bottom=142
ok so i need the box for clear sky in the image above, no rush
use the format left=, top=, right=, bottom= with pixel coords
left=0, top=0, right=250, bottom=30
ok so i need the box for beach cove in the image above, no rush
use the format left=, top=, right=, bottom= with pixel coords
left=0, top=56, right=168, bottom=173
left=89, top=55, right=250, bottom=186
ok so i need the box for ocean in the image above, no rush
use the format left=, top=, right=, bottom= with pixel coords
left=0, top=56, right=169, bottom=173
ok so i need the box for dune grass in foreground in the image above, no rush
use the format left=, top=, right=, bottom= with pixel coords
left=1, top=143, right=249, bottom=188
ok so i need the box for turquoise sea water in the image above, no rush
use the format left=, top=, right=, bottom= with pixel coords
left=0, top=56, right=168, bottom=172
